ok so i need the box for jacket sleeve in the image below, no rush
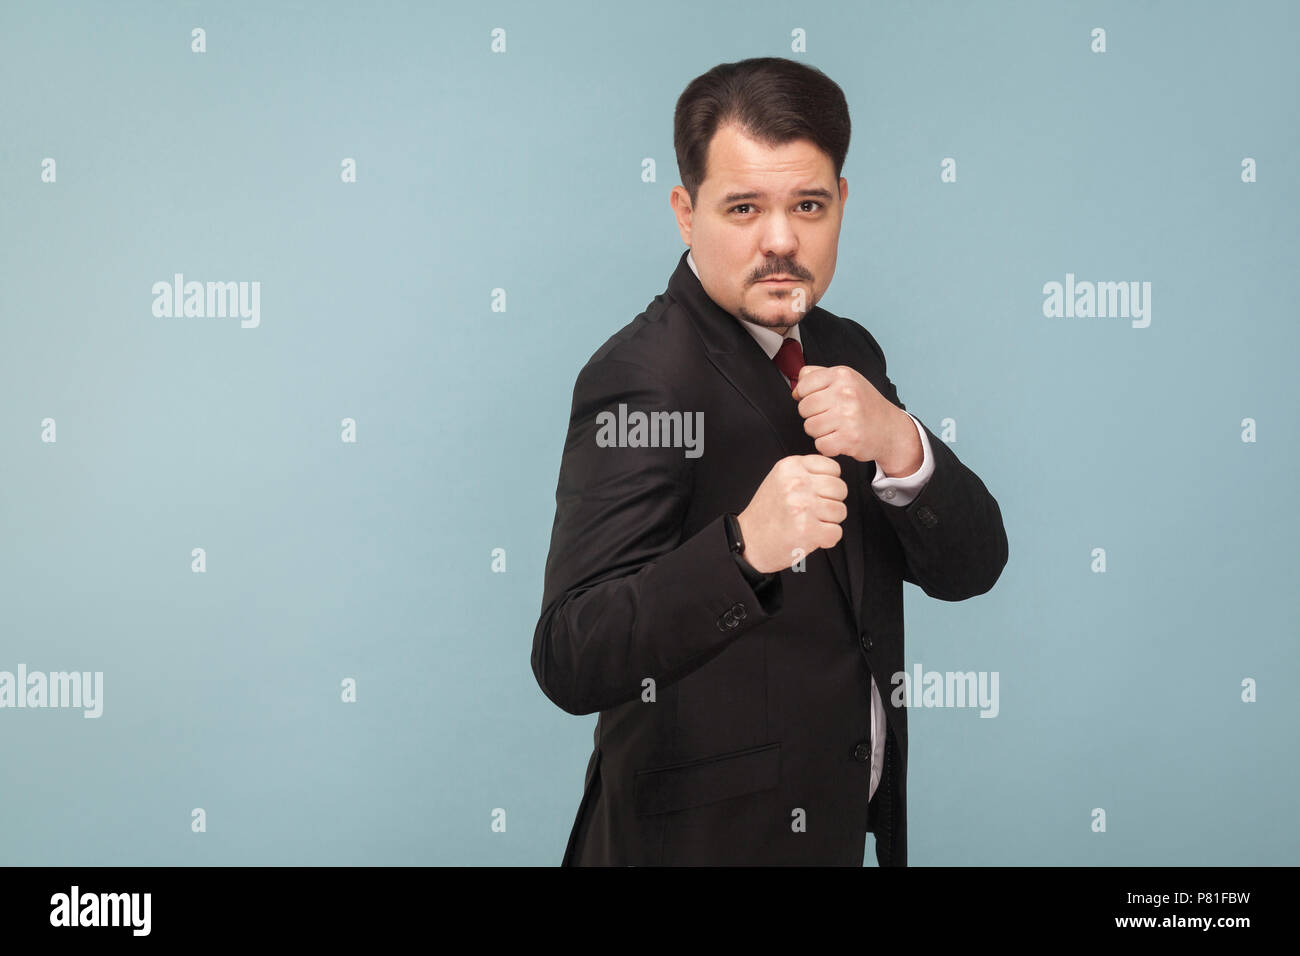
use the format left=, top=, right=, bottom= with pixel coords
left=859, top=330, right=1009, bottom=602
left=532, top=356, right=784, bottom=716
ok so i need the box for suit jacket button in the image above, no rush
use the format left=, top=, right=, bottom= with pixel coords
left=853, top=742, right=872, bottom=762
left=860, top=633, right=873, bottom=653
left=732, top=603, right=746, bottom=620
left=916, top=505, right=938, bottom=528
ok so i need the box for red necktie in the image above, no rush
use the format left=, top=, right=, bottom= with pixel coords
left=773, top=336, right=804, bottom=391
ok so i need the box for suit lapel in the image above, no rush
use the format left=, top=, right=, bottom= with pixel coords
left=667, top=251, right=865, bottom=632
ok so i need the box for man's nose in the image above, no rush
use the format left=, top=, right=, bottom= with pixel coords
left=758, top=216, right=799, bottom=261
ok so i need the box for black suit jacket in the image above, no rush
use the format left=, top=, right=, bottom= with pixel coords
left=532, top=249, right=1008, bottom=866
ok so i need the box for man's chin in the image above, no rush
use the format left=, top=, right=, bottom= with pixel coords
left=741, top=310, right=804, bottom=329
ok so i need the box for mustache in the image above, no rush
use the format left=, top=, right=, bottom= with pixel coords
left=753, top=268, right=809, bottom=281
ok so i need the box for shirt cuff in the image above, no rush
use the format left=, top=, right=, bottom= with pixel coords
left=870, top=413, right=933, bottom=507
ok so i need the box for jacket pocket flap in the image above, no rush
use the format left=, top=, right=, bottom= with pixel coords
left=634, top=742, right=780, bottom=816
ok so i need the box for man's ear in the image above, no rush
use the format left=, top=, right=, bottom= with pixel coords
left=669, top=185, right=693, bottom=245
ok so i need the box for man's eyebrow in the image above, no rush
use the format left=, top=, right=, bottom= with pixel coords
left=719, top=187, right=836, bottom=204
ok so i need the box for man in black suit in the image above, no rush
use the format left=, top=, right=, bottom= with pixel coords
left=531, top=57, right=1008, bottom=866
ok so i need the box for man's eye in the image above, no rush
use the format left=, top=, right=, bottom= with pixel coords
left=731, top=201, right=822, bottom=214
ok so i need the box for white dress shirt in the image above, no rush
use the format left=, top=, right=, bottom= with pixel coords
left=686, top=249, right=934, bottom=802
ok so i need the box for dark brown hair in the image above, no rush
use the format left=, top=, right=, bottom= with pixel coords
left=673, top=57, right=851, bottom=207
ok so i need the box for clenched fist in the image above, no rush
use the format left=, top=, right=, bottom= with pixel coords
left=736, top=455, right=849, bottom=574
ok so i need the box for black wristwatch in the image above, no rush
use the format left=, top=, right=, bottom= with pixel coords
left=724, top=512, right=746, bottom=555
left=725, top=512, right=768, bottom=584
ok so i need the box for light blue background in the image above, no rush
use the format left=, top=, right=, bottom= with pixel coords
left=1, top=0, right=1296, bottom=865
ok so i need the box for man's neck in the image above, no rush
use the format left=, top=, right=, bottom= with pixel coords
left=686, top=248, right=802, bottom=359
